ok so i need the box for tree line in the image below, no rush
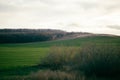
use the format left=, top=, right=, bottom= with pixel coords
left=0, top=29, right=90, bottom=43
left=0, top=29, right=66, bottom=43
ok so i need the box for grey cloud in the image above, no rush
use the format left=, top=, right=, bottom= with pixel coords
left=108, top=25, right=120, bottom=30
left=106, top=5, right=120, bottom=12
left=76, top=1, right=98, bottom=10
left=0, top=3, right=17, bottom=12
left=76, top=0, right=120, bottom=13
left=40, top=0, right=60, bottom=5
left=67, top=23, right=80, bottom=27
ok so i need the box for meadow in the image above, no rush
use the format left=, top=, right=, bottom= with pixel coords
left=0, top=36, right=120, bottom=80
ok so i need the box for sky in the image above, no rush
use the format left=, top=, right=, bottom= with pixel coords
left=0, top=0, right=120, bottom=35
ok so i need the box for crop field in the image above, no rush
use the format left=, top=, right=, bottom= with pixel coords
left=0, top=47, right=49, bottom=70
left=0, top=36, right=120, bottom=79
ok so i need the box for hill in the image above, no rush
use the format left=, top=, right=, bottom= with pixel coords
left=0, top=29, right=92, bottom=43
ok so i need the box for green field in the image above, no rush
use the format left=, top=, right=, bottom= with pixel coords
left=0, top=36, right=120, bottom=79
left=0, top=47, right=49, bottom=70
left=0, top=36, right=120, bottom=70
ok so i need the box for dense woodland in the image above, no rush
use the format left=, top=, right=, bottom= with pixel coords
left=0, top=29, right=89, bottom=43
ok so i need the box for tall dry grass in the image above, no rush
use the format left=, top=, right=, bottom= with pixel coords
left=40, top=43, right=120, bottom=76
left=40, top=46, right=80, bottom=70
left=1, top=70, right=85, bottom=80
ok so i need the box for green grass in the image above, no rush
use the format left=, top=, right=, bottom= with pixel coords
left=0, top=36, right=120, bottom=79
left=0, top=36, right=120, bottom=70
left=0, top=47, right=49, bottom=70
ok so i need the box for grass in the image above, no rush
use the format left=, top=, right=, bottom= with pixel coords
left=0, top=36, right=120, bottom=79
left=0, top=36, right=120, bottom=69
left=0, top=47, right=49, bottom=70
left=73, top=44, right=120, bottom=76
left=40, top=46, right=80, bottom=70
left=0, top=70, right=91, bottom=80
left=40, top=44, right=120, bottom=75
left=0, top=36, right=119, bottom=70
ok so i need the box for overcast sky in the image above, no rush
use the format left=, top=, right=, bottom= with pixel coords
left=0, top=0, right=120, bottom=35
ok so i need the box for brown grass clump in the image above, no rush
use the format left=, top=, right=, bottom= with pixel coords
left=24, top=70, right=85, bottom=80
left=40, top=46, right=80, bottom=70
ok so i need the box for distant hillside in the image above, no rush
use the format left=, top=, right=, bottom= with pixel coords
left=0, top=29, right=91, bottom=43
left=0, top=29, right=116, bottom=43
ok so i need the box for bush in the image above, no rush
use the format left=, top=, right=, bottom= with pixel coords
left=73, top=43, right=120, bottom=76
